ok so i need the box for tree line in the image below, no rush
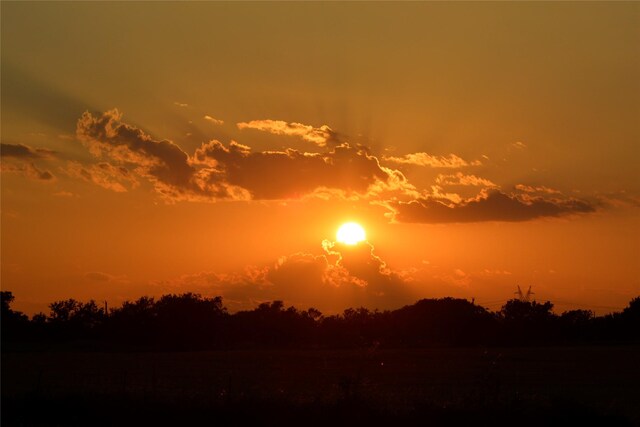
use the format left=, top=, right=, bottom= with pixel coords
left=2, top=291, right=639, bottom=350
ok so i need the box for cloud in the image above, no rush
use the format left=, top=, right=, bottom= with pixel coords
left=383, top=152, right=481, bottom=168
left=1, top=161, right=55, bottom=181
left=1, top=143, right=56, bottom=159
left=435, top=268, right=472, bottom=288
left=389, top=189, right=595, bottom=223
left=427, top=185, right=463, bottom=204
left=77, top=109, right=195, bottom=189
left=53, top=191, right=78, bottom=198
left=75, top=110, right=411, bottom=202
left=1, top=143, right=57, bottom=181
left=237, top=119, right=338, bottom=147
left=478, top=269, right=513, bottom=276
left=515, top=184, right=561, bottom=195
left=595, top=191, right=640, bottom=208
left=192, top=140, right=411, bottom=200
left=511, top=141, right=527, bottom=149
left=174, top=102, right=189, bottom=108
left=65, top=161, right=138, bottom=193
left=157, top=240, right=414, bottom=312
left=204, top=115, right=224, bottom=125
left=84, top=271, right=128, bottom=283
left=436, top=172, right=497, bottom=187
left=76, top=109, right=243, bottom=201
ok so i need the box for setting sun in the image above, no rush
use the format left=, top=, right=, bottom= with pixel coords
left=336, top=222, right=366, bottom=245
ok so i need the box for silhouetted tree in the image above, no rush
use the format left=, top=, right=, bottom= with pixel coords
left=2, top=291, right=640, bottom=350
left=154, top=293, right=227, bottom=350
left=390, top=298, right=496, bottom=347
left=499, top=299, right=557, bottom=344
left=1, top=291, right=29, bottom=340
left=106, top=296, right=157, bottom=347
left=619, top=297, right=640, bottom=341
left=559, top=309, right=594, bottom=342
left=47, top=298, right=106, bottom=340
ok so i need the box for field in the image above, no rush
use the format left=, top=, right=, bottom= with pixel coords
left=3, top=346, right=639, bottom=425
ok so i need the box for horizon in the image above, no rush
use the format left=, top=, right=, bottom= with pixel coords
left=2, top=2, right=639, bottom=317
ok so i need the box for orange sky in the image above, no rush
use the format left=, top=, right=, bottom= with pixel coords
left=2, top=2, right=639, bottom=315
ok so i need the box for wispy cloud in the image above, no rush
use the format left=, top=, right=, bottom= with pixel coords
left=53, top=191, right=78, bottom=198
left=383, top=153, right=481, bottom=168
left=515, top=184, right=561, bottom=195
left=237, top=119, right=338, bottom=147
left=436, top=172, right=497, bottom=187
left=84, top=271, right=128, bottom=283
left=594, top=191, right=640, bottom=208
left=204, top=115, right=224, bottom=125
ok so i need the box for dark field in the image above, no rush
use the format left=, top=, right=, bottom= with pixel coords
left=3, top=346, right=639, bottom=426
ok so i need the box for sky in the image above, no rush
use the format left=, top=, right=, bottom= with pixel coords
left=2, top=2, right=639, bottom=316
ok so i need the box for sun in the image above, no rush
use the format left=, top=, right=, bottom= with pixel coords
left=336, top=222, right=366, bottom=245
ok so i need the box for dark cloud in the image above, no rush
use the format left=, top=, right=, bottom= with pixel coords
left=1, top=143, right=56, bottom=159
left=77, top=110, right=195, bottom=189
left=0, top=143, right=57, bottom=181
left=76, top=110, right=239, bottom=201
left=390, top=190, right=595, bottom=224
left=193, top=140, right=406, bottom=199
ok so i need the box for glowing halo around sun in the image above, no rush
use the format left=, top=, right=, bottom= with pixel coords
left=336, top=222, right=366, bottom=245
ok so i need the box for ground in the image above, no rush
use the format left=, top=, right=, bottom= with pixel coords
left=3, top=346, right=639, bottom=425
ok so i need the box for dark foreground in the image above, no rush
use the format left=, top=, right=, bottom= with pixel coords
left=3, top=346, right=639, bottom=426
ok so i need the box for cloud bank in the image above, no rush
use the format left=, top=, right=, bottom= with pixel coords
left=69, top=109, right=597, bottom=223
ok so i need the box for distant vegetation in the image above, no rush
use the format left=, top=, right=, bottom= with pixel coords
left=2, top=291, right=639, bottom=350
